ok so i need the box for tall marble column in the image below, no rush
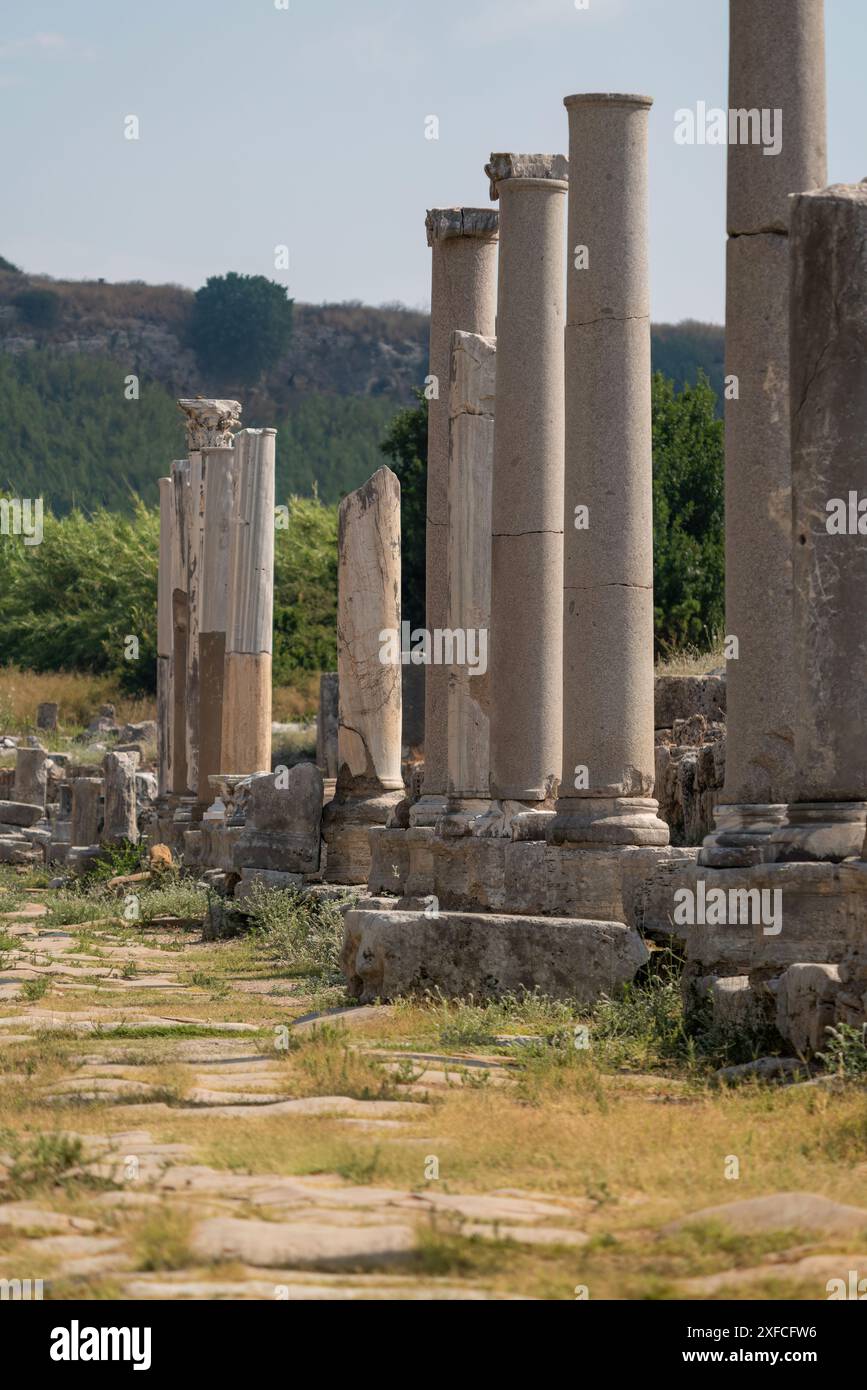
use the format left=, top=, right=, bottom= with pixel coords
left=411, top=207, right=499, bottom=827
left=169, top=459, right=190, bottom=799
left=156, top=476, right=173, bottom=801
left=482, top=154, right=566, bottom=835
left=770, top=184, right=867, bottom=861
left=177, top=399, right=242, bottom=820
left=222, top=428, right=276, bottom=775
left=322, top=465, right=404, bottom=883
left=441, top=329, right=496, bottom=832
left=701, top=0, right=827, bottom=865
left=549, top=95, right=668, bottom=849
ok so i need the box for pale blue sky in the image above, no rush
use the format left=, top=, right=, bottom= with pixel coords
left=2, top=0, right=864, bottom=322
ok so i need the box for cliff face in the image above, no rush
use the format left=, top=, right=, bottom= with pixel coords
left=0, top=274, right=429, bottom=409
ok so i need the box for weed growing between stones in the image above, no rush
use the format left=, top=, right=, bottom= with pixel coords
left=243, top=883, right=345, bottom=981
left=818, top=1023, right=867, bottom=1078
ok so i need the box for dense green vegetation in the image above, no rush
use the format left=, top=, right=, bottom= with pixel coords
left=0, top=495, right=338, bottom=694
left=379, top=388, right=428, bottom=632
left=190, top=273, right=294, bottom=383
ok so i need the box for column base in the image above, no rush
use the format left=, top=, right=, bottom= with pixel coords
left=436, top=799, right=491, bottom=837
left=768, top=802, right=867, bottom=864
left=468, top=800, right=554, bottom=840
left=547, top=797, right=669, bottom=848
left=698, top=804, right=788, bottom=867
left=322, top=789, right=405, bottom=885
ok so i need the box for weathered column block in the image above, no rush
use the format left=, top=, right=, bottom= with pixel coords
left=770, top=183, right=867, bottom=861
left=13, top=748, right=48, bottom=809
left=170, top=459, right=190, bottom=799
left=71, top=777, right=102, bottom=847
left=156, top=476, right=174, bottom=800
left=440, top=329, right=496, bottom=833
left=322, top=466, right=403, bottom=882
left=221, top=428, right=276, bottom=776
left=411, top=207, right=499, bottom=827
left=316, top=672, right=339, bottom=782
left=549, top=94, right=668, bottom=850
left=103, top=752, right=139, bottom=845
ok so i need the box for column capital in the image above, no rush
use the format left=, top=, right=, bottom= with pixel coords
left=178, top=398, right=242, bottom=451
left=485, top=153, right=568, bottom=201
left=425, top=207, right=499, bottom=246
left=564, top=92, right=653, bottom=110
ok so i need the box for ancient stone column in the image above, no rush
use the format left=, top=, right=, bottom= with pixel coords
left=549, top=95, right=668, bottom=849
left=71, top=777, right=102, bottom=847
left=440, top=330, right=496, bottom=832
left=411, top=207, right=499, bottom=827
left=169, top=459, right=190, bottom=799
left=156, top=476, right=173, bottom=800
left=103, top=752, right=138, bottom=844
left=197, top=441, right=237, bottom=806
left=316, top=672, right=339, bottom=782
left=701, top=0, right=827, bottom=865
left=769, top=184, right=867, bottom=861
left=322, top=466, right=403, bottom=882
left=221, top=428, right=276, bottom=775
left=14, top=748, right=48, bottom=809
left=177, top=400, right=242, bottom=818
left=482, top=154, right=566, bottom=834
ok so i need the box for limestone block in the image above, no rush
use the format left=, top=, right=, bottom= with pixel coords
left=13, top=748, right=48, bottom=808
left=36, top=702, right=58, bottom=731
left=368, top=827, right=409, bottom=897
left=0, top=800, right=43, bottom=828
left=234, top=765, right=323, bottom=874
left=342, top=907, right=648, bottom=1004
left=772, top=962, right=841, bottom=1055
left=70, top=779, right=102, bottom=847
left=654, top=675, right=726, bottom=728
left=711, top=976, right=759, bottom=1029
left=103, top=752, right=139, bottom=844
left=316, top=673, right=339, bottom=779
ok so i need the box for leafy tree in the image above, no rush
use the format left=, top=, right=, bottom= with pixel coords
left=272, top=496, right=337, bottom=681
left=652, top=371, right=725, bottom=655
left=190, top=272, right=294, bottom=384
left=379, top=389, right=427, bottom=631
left=13, top=287, right=61, bottom=329
left=0, top=255, right=21, bottom=273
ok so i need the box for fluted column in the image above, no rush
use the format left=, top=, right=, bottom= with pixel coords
left=177, top=399, right=242, bottom=819
left=169, top=459, right=190, bottom=799
left=482, top=154, right=566, bottom=835
left=549, top=95, right=668, bottom=849
left=701, top=0, right=827, bottom=865
left=222, top=428, right=276, bottom=774
left=156, top=476, right=173, bottom=800
left=411, top=207, right=499, bottom=827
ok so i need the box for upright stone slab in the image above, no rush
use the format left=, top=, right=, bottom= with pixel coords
left=440, top=329, right=496, bottom=833
left=71, top=777, right=102, bottom=847
left=222, top=428, right=276, bottom=776
left=36, top=703, right=58, bottom=732
left=177, top=399, right=242, bottom=819
left=769, top=184, right=867, bottom=861
left=14, top=748, right=48, bottom=809
left=322, top=466, right=403, bottom=882
left=170, top=459, right=191, bottom=799
left=234, top=764, right=324, bottom=874
left=702, top=0, right=827, bottom=865
left=482, top=154, right=567, bottom=834
left=549, top=95, right=668, bottom=850
left=156, top=476, right=174, bottom=800
left=316, top=672, right=339, bottom=781
left=411, top=207, right=499, bottom=828
left=103, top=752, right=138, bottom=845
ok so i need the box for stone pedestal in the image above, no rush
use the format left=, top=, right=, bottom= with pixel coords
left=411, top=207, right=499, bottom=828
left=439, top=329, right=496, bottom=835
left=769, top=184, right=867, bottom=863
left=482, top=154, right=567, bottom=835
left=222, top=428, right=276, bottom=776
left=234, top=764, right=323, bottom=875
left=550, top=94, right=667, bottom=850
left=701, top=0, right=827, bottom=865
left=14, top=748, right=48, bottom=808
left=322, top=467, right=404, bottom=883
left=71, top=777, right=102, bottom=847
left=36, top=703, right=58, bottom=732
left=103, top=752, right=138, bottom=845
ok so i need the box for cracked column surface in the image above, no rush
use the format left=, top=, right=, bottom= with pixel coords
left=481, top=154, right=566, bottom=834
left=177, top=399, right=242, bottom=820
left=156, top=477, right=173, bottom=801
left=701, top=0, right=827, bottom=865
left=440, top=329, right=496, bottom=832
left=169, top=459, right=190, bottom=799
left=769, top=184, right=867, bottom=863
left=410, top=207, right=499, bottom=828
left=221, top=429, right=276, bottom=776
left=322, top=466, right=404, bottom=882
left=549, top=95, right=668, bottom=848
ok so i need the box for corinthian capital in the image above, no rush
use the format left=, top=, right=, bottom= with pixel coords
left=178, top=398, right=242, bottom=450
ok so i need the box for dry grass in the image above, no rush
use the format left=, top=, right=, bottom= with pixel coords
left=0, top=667, right=153, bottom=733
left=271, top=675, right=321, bottom=722
left=655, top=640, right=726, bottom=678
